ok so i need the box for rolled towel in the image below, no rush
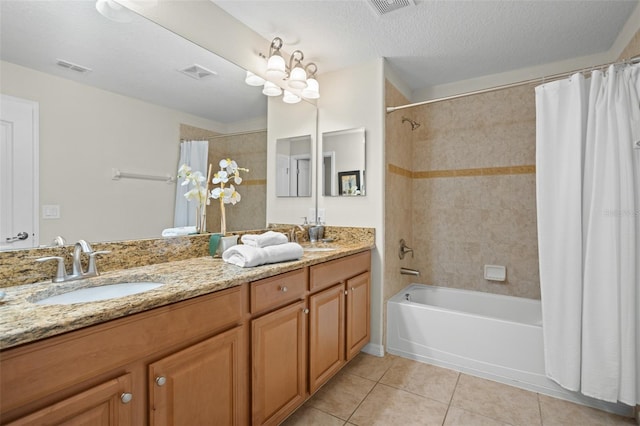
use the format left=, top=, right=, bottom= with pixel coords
left=240, top=231, right=288, bottom=248
left=161, top=226, right=197, bottom=237
left=222, top=242, right=303, bottom=268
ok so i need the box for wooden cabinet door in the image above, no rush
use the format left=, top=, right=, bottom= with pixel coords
left=308, top=284, right=345, bottom=394
left=346, top=272, right=370, bottom=361
left=8, top=374, right=133, bottom=426
left=149, top=326, right=245, bottom=426
left=252, top=300, right=307, bottom=426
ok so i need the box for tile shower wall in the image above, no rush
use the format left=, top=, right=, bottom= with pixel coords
left=386, top=81, right=540, bottom=300
left=179, top=124, right=267, bottom=233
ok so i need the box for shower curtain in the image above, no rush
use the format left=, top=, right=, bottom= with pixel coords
left=536, top=63, right=640, bottom=405
left=173, top=140, right=209, bottom=227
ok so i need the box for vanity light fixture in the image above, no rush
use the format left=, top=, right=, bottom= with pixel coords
left=248, top=36, right=320, bottom=104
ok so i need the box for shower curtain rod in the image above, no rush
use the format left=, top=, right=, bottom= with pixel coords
left=386, top=55, right=640, bottom=113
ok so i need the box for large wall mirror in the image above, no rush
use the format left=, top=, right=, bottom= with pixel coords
left=275, top=135, right=312, bottom=197
left=0, top=1, right=277, bottom=249
left=321, top=128, right=366, bottom=196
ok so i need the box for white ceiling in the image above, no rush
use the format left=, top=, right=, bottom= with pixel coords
left=214, top=0, right=639, bottom=92
left=0, top=0, right=267, bottom=126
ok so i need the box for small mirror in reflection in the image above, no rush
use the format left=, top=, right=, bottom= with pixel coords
left=321, top=128, right=366, bottom=196
left=276, top=135, right=312, bottom=197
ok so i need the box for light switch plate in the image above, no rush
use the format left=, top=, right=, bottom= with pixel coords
left=42, top=205, right=60, bottom=219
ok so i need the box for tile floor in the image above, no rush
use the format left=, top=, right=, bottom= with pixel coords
left=281, top=353, right=637, bottom=426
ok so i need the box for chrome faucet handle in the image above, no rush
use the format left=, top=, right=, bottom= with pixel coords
left=72, top=240, right=94, bottom=276
left=35, top=256, right=67, bottom=283
left=87, top=251, right=111, bottom=276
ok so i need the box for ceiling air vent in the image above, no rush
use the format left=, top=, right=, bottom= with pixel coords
left=56, top=59, right=92, bottom=74
left=179, top=64, right=217, bottom=80
left=368, top=0, right=415, bottom=16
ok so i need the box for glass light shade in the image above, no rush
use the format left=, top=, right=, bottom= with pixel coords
left=282, top=90, right=301, bottom=104
left=245, top=71, right=265, bottom=86
left=288, top=66, right=308, bottom=89
left=262, top=81, right=283, bottom=97
left=301, top=77, right=320, bottom=99
left=266, top=53, right=286, bottom=80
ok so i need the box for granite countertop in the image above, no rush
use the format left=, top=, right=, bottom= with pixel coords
left=0, top=241, right=373, bottom=350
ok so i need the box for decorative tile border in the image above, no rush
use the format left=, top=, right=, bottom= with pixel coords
left=244, top=179, right=267, bottom=186
left=388, top=164, right=535, bottom=178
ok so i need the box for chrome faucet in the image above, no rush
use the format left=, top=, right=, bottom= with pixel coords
left=36, top=240, right=110, bottom=283
left=72, top=240, right=93, bottom=277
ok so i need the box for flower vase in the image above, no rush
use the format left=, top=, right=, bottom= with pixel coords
left=195, top=205, right=207, bottom=234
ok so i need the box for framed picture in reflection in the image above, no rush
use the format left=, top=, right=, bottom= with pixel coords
left=338, top=170, right=361, bottom=196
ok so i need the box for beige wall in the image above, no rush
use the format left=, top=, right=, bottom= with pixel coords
left=618, top=28, right=640, bottom=60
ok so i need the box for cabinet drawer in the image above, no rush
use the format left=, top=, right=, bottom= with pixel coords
left=309, top=251, right=370, bottom=293
left=251, top=269, right=306, bottom=314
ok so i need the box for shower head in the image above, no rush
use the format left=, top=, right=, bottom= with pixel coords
left=402, top=116, right=421, bottom=131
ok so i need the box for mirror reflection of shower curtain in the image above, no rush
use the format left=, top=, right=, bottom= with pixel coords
left=536, top=63, right=640, bottom=405
left=173, top=140, right=208, bottom=227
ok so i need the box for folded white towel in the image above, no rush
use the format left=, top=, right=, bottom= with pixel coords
left=222, top=242, right=303, bottom=268
left=161, top=226, right=197, bottom=237
left=241, top=231, right=289, bottom=248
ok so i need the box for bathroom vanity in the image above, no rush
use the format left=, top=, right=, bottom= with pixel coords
left=0, top=241, right=372, bottom=425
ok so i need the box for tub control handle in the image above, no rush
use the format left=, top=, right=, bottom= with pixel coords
left=399, top=239, right=414, bottom=260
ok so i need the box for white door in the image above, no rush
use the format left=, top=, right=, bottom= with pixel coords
left=0, top=95, right=39, bottom=249
left=276, top=154, right=290, bottom=197
left=296, top=158, right=311, bottom=197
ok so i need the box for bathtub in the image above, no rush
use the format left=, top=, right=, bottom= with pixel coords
left=387, top=284, right=632, bottom=416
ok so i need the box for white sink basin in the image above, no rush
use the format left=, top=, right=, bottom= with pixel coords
left=34, top=282, right=164, bottom=305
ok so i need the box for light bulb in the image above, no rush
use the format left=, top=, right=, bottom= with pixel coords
left=288, top=65, right=308, bottom=89
left=245, top=71, right=265, bottom=86
left=282, top=90, right=301, bottom=104
left=266, top=53, right=286, bottom=80
left=301, top=77, right=320, bottom=99
left=262, top=81, right=283, bottom=97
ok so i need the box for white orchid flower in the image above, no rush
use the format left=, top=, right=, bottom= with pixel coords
left=225, top=185, right=241, bottom=205
left=184, top=187, right=206, bottom=204
left=212, top=170, right=229, bottom=184
left=210, top=187, right=223, bottom=199
left=177, top=163, right=192, bottom=177
left=233, top=174, right=243, bottom=185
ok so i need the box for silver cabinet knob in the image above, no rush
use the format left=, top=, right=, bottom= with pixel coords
left=344, top=290, right=348, bottom=295
left=303, top=308, right=309, bottom=314
left=279, top=286, right=288, bottom=293
left=155, top=376, right=167, bottom=386
left=120, top=393, right=133, bottom=404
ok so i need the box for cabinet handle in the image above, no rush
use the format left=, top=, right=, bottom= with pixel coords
left=155, top=376, right=167, bottom=386
left=303, top=308, right=309, bottom=314
left=279, top=286, right=288, bottom=293
left=120, top=393, right=133, bottom=404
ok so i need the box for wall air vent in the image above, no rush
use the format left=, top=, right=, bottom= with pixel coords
left=368, top=0, right=415, bottom=16
left=179, top=64, right=217, bottom=80
left=56, top=59, right=92, bottom=74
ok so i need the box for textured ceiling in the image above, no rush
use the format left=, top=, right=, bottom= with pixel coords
left=214, top=0, right=639, bottom=91
left=0, top=0, right=266, bottom=125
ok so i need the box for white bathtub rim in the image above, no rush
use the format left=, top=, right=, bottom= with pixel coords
left=390, top=284, right=542, bottom=326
